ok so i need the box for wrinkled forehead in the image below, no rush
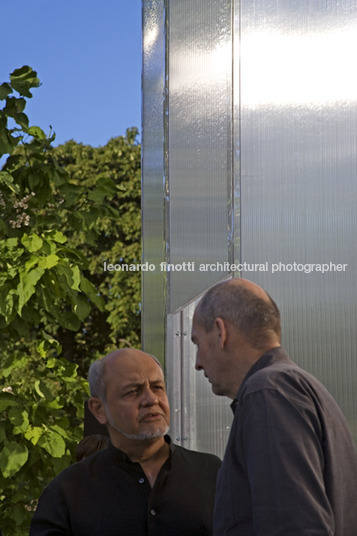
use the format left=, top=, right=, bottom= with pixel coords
left=105, top=351, right=165, bottom=386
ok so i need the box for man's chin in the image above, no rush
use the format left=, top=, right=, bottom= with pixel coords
left=211, top=384, right=225, bottom=397
left=120, top=425, right=170, bottom=441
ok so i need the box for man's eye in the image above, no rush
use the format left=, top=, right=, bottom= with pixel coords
left=124, top=388, right=138, bottom=396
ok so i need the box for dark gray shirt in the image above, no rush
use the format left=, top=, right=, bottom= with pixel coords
left=214, top=347, right=357, bottom=535
left=30, top=436, right=221, bottom=536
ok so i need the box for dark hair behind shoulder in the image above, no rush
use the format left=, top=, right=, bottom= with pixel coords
left=76, top=434, right=109, bottom=462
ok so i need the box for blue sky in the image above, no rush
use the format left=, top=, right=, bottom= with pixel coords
left=1, top=0, right=142, bottom=147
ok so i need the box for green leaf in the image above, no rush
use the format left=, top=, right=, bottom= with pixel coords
left=0, top=286, right=16, bottom=324
left=80, top=276, right=105, bottom=311
left=55, top=262, right=81, bottom=290
left=8, top=407, right=30, bottom=434
left=1, top=170, right=19, bottom=193
left=58, top=311, right=81, bottom=331
left=0, top=393, right=17, bottom=412
left=36, top=331, right=62, bottom=358
left=24, top=256, right=39, bottom=272
left=44, top=230, right=67, bottom=244
left=0, top=82, right=12, bottom=99
left=21, top=233, right=43, bottom=252
left=28, top=125, right=46, bottom=139
left=87, top=177, right=117, bottom=203
left=46, top=358, right=57, bottom=369
left=0, top=129, right=20, bottom=157
left=5, top=237, right=19, bottom=249
left=38, top=430, right=66, bottom=458
left=0, top=442, right=29, bottom=478
left=14, top=112, right=29, bottom=130
left=38, top=254, right=59, bottom=269
left=31, top=176, right=52, bottom=205
left=34, top=379, right=45, bottom=398
left=52, top=424, right=70, bottom=440
left=17, top=267, right=44, bottom=314
left=24, top=426, right=43, bottom=446
left=87, top=188, right=106, bottom=203
left=73, top=294, right=91, bottom=321
left=10, top=66, right=40, bottom=98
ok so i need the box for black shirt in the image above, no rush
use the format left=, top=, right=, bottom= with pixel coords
left=30, top=436, right=221, bottom=536
left=214, top=347, right=357, bottom=535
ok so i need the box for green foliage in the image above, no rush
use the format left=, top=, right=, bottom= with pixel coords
left=50, top=129, right=142, bottom=371
left=0, top=353, right=87, bottom=535
left=0, top=66, right=142, bottom=534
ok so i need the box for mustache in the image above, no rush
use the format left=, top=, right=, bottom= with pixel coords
left=140, top=411, right=166, bottom=421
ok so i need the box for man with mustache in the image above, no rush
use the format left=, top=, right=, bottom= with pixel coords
left=30, top=348, right=221, bottom=535
left=191, top=278, right=357, bottom=535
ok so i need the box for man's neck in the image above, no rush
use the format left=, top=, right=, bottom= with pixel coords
left=112, top=435, right=170, bottom=487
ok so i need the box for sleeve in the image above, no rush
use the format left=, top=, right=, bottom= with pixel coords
left=239, top=387, right=335, bottom=535
left=29, top=485, right=71, bottom=536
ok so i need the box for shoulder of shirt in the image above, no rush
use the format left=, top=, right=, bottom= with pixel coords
left=171, top=441, right=222, bottom=465
left=44, top=446, right=110, bottom=489
left=241, top=357, right=314, bottom=398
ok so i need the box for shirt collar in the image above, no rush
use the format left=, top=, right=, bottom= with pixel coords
left=108, top=434, right=173, bottom=465
left=231, top=346, right=292, bottom=413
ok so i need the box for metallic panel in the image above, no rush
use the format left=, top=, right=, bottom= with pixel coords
left=143, top=0, right=357, bottom=457
left=167, top=0, right=234, bottom=313
left=167, top=299, right=232, bottom=456
left=142, top=0, right=166, bottom=361
left=237, top=0, right=357, bottom=442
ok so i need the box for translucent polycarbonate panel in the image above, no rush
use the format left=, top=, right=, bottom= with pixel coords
left=141, top=0, right=166, bottom=360
left=237, top=0, right=357, bottom=442
left=166, top=0, right=234, bottom=313
left=166, top=299, right=232, bottom=457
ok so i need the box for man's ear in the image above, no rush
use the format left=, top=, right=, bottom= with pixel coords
left=215, top=317, right=228, bottom=349
left=88, top=397, right=108, bottom=425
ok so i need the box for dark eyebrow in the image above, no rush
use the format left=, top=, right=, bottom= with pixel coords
left=150, top=379, right=166, bottom=387
left=121, top=379, right=165, bottom=391
left=122, top=382, right=143, bottom=390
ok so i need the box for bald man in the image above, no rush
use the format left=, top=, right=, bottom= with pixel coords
left=191, top=279, right=357, bottom=536
left=30, top=349, right=221, bottom=536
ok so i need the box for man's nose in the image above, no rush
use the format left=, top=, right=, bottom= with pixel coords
left=141, top=388, right=159, bottom=405
left=195, top=354, right=203, bottom=371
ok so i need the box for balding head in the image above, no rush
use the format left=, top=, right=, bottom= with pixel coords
left=88, top=348, right=163, bottom=402
left=194, top=279, right=281, bottom=350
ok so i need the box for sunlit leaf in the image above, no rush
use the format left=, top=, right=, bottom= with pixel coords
left=0, top=442, right=28, bottom=478
left=21, top=234, right=43, bottom=253
left=38, top=254, right=59, bottom=270
left=28, top=125, right=46, bottom=139
left=17, top=267, right=44, bottom=314
left=10, top=66, right=40, bottom=98
left=38, top=430, right=66, bottom=458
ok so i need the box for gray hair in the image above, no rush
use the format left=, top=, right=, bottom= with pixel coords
left=88, top=351, right=163, bottom=401
left=195, top=281, right=281, bottom=349
left=88, top=358, right=107, bottom=400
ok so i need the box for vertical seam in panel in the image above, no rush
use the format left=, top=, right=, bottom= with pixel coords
left=235, top=0, right=242, bottom=270
left=228, top=0, right=235, bottom=266
left=163, top=0, right=171, bottom=315
left=180, top=309, right=186, bottom=447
